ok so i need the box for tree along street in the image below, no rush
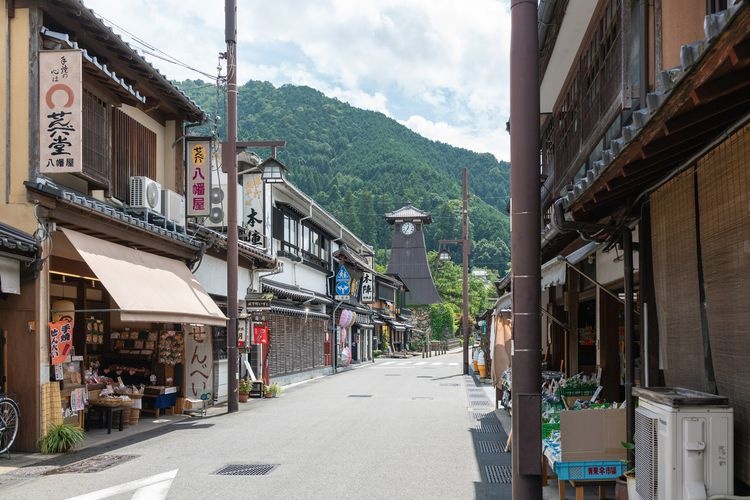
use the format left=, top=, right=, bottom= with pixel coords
left=2, top=351, right=510, bottom=499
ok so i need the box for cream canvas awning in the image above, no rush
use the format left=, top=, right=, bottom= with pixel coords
left=61, top=228, right=227, bottom=326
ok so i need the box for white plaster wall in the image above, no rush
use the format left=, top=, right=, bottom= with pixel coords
left=192, top=254, right=252, bottom=299
left=595, top=227, right=639, bottom=287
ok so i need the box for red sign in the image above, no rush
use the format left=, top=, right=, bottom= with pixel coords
left=253, top=324, right=268, bottom=345
left=49, top=317, right=74, bottom=365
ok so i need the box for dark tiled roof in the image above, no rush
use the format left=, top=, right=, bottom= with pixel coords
left=0, top=222, right=39, bottom=257
left=384, top=204, right=432, bottom=223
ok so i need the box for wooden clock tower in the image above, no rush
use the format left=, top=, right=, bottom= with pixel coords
left=385, top=204, right=442, bottom=305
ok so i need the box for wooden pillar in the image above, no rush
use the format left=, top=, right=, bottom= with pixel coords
left=565, top=270, right=580, bottom=376
left=598, top=287, right=622, bottom=401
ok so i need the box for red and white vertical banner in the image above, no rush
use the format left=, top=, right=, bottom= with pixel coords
left=186, top=138, right=211, bottom=217
left=39, top=50, right=83, bottom=174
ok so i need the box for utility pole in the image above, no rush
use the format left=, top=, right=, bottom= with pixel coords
left=225, top=0, right=239, bottom=413
left=510, top=0, right=542, bottom=497
left=461, top=167, right=470, bottom=376
left=439, top=167, right=470, bottom=375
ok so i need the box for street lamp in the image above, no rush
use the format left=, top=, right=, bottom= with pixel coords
left=259, top=157, right=287, bottom=184
left=439, top=166, right=470, bottom=375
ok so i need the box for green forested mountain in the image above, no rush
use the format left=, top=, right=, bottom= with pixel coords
left=176, top=79, right=511, bottom=272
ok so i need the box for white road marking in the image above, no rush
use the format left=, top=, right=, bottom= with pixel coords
left=65, top=469, right=178, bottom=500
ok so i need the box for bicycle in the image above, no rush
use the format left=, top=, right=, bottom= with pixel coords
left=0, top=394, right=20, bottom=457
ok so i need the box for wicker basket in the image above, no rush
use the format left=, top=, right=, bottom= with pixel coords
left=129, top=408, right=141, bottom=425
left=91, top=397, right=133, bottom=408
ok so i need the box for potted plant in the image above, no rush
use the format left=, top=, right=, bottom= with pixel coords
left=616, top=441, right=636, bottom=500
left=265, top=382, right=282, bottom=398
left=38, top=423, right=85, bottom=454
left=238, top=378, right=251, bottom=403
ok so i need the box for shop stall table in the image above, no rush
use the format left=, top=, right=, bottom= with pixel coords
left=85, top=404, right=129, bottom=434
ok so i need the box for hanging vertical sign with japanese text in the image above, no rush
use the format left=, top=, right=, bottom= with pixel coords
left=242, top=172, right=265, bottom=248
left=361, top=272, right=374, bottom=303
left=186, top=138, right=211, bottom=217
left=49, top=316, right=74, bottom=365
left=40, top=50, right=83, bottom=174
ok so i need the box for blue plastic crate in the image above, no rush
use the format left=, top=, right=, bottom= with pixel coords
left=554, top=460, right=625, bottom=480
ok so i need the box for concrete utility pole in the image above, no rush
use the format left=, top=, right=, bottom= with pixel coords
left=439, top=167, right=470, bottom=375
left=225, top=0, right=239, bottom=413
left=461, top=167, right=470, bottom=375
left=510, top=0, right=542, bottom=497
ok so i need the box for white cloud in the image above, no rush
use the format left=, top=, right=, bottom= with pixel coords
left=83, top=0, right=511, bottom=161
left=400, top=115, right=509, bottom=162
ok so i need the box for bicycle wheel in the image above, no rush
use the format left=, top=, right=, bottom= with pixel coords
left=0, top=398, right=20, bottom=454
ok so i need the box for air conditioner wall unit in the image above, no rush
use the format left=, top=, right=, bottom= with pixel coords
left=203, top=182, right=243, bottom=229
left=633, top=387, right=733, bottom=500
left=129, top=176, right=162, bottom=212
left=162, top=189, right=186, bottom=228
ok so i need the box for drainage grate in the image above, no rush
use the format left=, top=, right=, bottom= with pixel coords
left=476, top=441, right=505, bottom=453
left=485, top=465, right=512, bottom=484
left=471, top=423, right=502, bottom=433
left=440, top=383, right=460, bottom=387
left=469, top=400, right=492, bottom=408
left=348, top=394, right=373, bottom=398
left=50, top=455, right=138, bottom=474
left=411, top=396, right=434, bottom=400
left=470, top=411, right=492, bottom=420
left=214, top=464, right=277, bottom=476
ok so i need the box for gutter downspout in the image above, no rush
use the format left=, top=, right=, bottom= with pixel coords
left=623, top=228, right=635, bottom=466
left=639, top=0, right=649, bottom=108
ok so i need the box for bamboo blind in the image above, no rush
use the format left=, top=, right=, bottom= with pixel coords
left=696, top=123, right=750, bottom=484
left=650, top=169, right=708, bottom=392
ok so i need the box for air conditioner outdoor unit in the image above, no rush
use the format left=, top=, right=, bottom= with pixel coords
left=161, top=189, right=186, bottom=228
left=633, top=387, right=733, bottom=500
left=129, top=176, right=162, bottom=212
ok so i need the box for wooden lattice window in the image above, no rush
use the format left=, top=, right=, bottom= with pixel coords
left=82, top=90, right=110, bottom=186
left=111, top=108, right=156, bottom=202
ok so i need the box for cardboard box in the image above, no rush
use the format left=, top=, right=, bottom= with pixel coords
left=560, top=408, right=626, bottom=462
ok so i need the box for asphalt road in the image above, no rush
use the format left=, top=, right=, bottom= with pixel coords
left=2, top=350, right=511, bottom=500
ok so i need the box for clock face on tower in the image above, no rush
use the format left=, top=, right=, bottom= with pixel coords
left=401, top=222, right=416, bottom=235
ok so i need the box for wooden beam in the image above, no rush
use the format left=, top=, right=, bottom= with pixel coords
left=693, top=63, right=750, bottom=101
left=665, top=91, right=750, bottom=134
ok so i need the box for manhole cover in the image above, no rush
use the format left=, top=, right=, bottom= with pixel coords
left=385, top=374, right=401, bottom=377
left=471, top=423, right=502, bottom=433
left=440, top=383, right=460, bottom=387
left=347, top=394, right=373, bottom=398
left=214, top=464, right=277, bottom=476
left=476, top=441, right=505, bottom=453
left=485, top=465, right=512, bottom=484
left=50, top=454, right=138, bottom=474
left=411, top=396, right=434, bottom=400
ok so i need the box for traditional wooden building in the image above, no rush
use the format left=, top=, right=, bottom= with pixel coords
left=537, top=0, right=750, bottom=486
left=0, top=0, right=276, bottom=449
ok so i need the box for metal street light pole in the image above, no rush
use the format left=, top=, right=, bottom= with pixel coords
left=225, top=0, right=239, bottom=413
left=438, top=167, right=470, bottom=375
